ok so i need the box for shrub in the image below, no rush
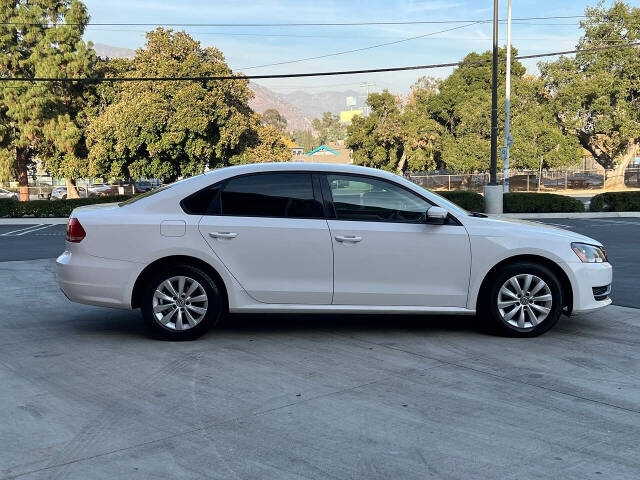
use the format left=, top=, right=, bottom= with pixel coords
left=590, top=191, right=640, bottom=212
left=0, top=195, right=132, bottom=218
left=438, top=190, right=485, bottom=212
left=503, top=192, right=585, bottom=213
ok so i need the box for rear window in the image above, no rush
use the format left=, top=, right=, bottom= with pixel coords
left=118, top=184, right=170, bottom=206
left=220, top=173, right=322, bottom=218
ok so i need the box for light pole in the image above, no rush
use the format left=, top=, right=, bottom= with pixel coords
left=360, top=82, right=375, bottom=116
left=502, top=0, right=512, bottom=193
left=484, top=0, right=503, bottom=213
left=489, top=0, right=499, bottom=185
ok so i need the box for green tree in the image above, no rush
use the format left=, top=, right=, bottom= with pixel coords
left=407, top=48, right=578, bottom=174
left=261, top=108, right=287, bottom=133
left=312, top=112, right=346, bottom=144
left=292, top=129, right=319, bottom=153
left=420, top=48, right=526, bottom=173
left=0, top=0, right=96, bottom=199
left=509, top=75, right=581, bottom=170
left=541, top=1, right=640, bottom=186
left=87, top=28, right=287, bottom=182
left=346, top=90, right=404, bottom=171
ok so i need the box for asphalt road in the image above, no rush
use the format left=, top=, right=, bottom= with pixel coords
left=1, top=258, right=639, bottom=479
left=0, top=223, right=66, bottom=261
left=0, top=217, right=637, bottom=307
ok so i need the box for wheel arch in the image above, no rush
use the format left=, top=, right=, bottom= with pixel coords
left=477, top=254, right=573, bottom=314
left=131, top=255, right=229, bottom=311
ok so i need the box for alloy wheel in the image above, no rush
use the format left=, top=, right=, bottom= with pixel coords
left=497, top=274, right=553, bottom=330
left=152, top=276, right=208, bottom=330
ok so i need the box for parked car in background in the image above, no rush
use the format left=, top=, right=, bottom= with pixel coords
left=0, top=188, right=18, bottom=200
left=51, top=186, right=88, bottom=200
left=567, top=172, right=604, bottom=189
left=135, top=180, right=153, bottom=193
left=58, top=163, right=612, bottom=341
left=88, top=184, right=116, bottom=196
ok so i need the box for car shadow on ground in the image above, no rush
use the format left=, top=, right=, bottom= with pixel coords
left=67, top=308, right=484, bottom=340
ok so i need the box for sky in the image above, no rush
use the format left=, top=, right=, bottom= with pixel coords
left=81, top=0, right=637, bottom=95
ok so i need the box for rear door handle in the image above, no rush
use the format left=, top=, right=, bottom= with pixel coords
left=209, top=232, right=238, bottom=239
left=335, top=235, right=362, bottom=243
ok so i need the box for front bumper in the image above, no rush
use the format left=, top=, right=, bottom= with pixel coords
left=56, top=249, right=140, bottom=309
left=567, top=261, right=613, bottom=314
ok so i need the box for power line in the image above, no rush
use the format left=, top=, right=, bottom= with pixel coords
left=84, top=22, right=592, bottom=40
left=1, top=42, right=637, bottom=84
left=0, top=15, right=586, bottom=28
left=240, top=21, right=484, bottom=70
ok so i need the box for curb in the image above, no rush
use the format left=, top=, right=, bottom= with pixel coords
left=493, top=212, right=640, bottom=219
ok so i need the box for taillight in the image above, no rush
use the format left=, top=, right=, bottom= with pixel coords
left=66, top=217, right=86, bottom=243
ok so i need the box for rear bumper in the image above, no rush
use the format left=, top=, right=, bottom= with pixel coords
left=56, top=250, right=140, bottom=309
left=568, top=262, right=613, bottom=314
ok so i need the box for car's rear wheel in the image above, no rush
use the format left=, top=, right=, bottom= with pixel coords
left=479, top=262, right=564, bottom=337
left=141, top=264, right=222, bottom=340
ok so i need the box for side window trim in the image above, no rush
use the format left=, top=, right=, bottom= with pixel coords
left=315, top=173, right=336, bottom=219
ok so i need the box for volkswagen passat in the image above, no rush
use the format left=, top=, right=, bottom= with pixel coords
left=57, top=163, right=612, bottom=340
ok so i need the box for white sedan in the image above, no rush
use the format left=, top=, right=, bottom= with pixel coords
left=57, top=163, right=612, bottom=340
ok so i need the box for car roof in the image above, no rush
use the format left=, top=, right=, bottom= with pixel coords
left=203, top=162, right=400, bottom=182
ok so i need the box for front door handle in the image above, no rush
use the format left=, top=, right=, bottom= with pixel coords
left=335, top=235, right=362, bottom=243
left=209, top=232, right=238, bottom=239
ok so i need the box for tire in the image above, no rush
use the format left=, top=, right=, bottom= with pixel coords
left=478, top=261, right=564, bottom=337
left=141, top=264, right=223, bottom=340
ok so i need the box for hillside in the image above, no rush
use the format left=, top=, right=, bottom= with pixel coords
left=93, top=43, right=135, bottom=59
left=249, top=83, right=313, bottom=132
left=280, top=89, right=362, bottom=119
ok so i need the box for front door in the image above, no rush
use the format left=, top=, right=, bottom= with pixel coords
left=198, top=172, right=333, bottom=304
left=324, top=174, right=471, bottom=307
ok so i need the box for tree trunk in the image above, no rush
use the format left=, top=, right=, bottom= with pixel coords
left=604, top=141, right=638, bottom=189
left=16, top=147, right=29, bottom=201
left=396, top=152, right=407, bottom=173
left=65, top=178, right=80, bottom=199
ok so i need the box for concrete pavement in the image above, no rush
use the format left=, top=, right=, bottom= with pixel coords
left=1, top=258, right=639, bottom=479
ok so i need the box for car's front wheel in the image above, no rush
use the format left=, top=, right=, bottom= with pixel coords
left=479, top=262, right=564, bottom=337
left=141, top=264, right=223, bottom=340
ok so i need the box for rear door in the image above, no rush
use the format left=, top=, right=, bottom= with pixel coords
left=198, top=172, right=333, bottom=304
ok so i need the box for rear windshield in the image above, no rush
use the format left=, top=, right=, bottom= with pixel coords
left=118, top=184, right=171, bottom=206
left=119, top=175, right=202, bottom=206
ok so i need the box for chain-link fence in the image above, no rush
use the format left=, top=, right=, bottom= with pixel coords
left=0, top=179, right=160, bottom=201
left=406, top=168, right=640, bottom=193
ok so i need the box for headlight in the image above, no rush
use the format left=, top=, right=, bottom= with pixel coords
left=571, top=242, right=608, bottom=263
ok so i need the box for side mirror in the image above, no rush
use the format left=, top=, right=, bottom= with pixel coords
left=426, top=206, right=448, bottom=225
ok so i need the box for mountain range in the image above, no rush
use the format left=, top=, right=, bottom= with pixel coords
left=92, top=43, right=363, bottom=132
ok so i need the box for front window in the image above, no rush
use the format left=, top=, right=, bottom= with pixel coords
left=327, top=175, right=432, bottom=223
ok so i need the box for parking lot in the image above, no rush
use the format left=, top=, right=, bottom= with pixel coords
left=1, top=218, right=639, bottom=479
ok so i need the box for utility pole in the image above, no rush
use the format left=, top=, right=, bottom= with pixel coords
left=483, top=0, right=503, bottom=213
left=489, top=0, right=499, bottom=185
left=502, top=0, right=512, bottom=193
left=360, top=82, right=375, bottom=116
